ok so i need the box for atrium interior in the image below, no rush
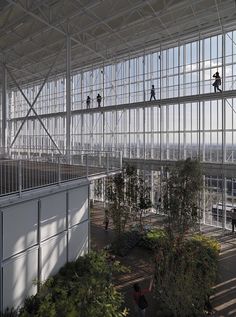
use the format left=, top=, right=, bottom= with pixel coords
left=1, top=0, right=236, bottom=314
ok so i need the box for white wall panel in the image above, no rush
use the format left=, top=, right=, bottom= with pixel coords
left=0, top=183, right=89, bottom=312
left=40, top=192, right=66, bottom=241
left=40, top=232, right=67, bottom=281
left=68, top=185, right=88, bottom=227
left=2, top=201, right=38, bottom=260
left=68, top=222, right=88, bottom=262
left=2, top=248, right=38, bottom=311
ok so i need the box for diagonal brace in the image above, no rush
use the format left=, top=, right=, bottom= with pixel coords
left=6, top=46, right=64, bottom=154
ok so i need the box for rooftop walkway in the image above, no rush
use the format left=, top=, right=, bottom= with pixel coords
left=91, top=202, right=236, bottom=317
left=10, top=89, right=236, bottom=121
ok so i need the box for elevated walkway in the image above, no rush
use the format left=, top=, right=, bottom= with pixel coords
left=10, top=89, right=236, bottom=121
left=124, top=157, right=236, bottom=178
left=0, top=149, right=122, bottom=197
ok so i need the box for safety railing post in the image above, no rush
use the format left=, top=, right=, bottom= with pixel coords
left=86, top=154, right=88, bottom=178
left=18, top=159, right=22, bottom=197
left=119, top=151, right=123, bottom=170
left=98, top=152, right=102, bottom=166
left=58, top=157, right=61, bottom=184
left=81, top=150, right=84, bottom=165
left=106, top=152, right=109, bottom=174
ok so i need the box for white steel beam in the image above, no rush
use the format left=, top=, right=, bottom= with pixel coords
left=74, top=0, right=133, bottom=52
left=66, top=33, right=71, bottom=158
left=1, top=61, right=7, bottom=150
left=6, top=0, right=107, bottom=61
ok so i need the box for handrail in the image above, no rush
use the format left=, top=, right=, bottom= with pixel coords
left=0, top=148, right=122, bottom=197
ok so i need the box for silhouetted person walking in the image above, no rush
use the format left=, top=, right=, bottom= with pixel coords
left=86, top=96, right=91, bottom=109
left=150, top=85, right=156, bottom=101
left=212, top=72, right=222, bottom=93
left=104, top=209, right=109, bottom=231
left=231, top=208, right=236, bottom=233
left=97, top=93, right=102, bottom=107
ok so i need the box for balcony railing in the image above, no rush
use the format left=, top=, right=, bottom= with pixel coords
left=0, top=148, right=122, bottom=197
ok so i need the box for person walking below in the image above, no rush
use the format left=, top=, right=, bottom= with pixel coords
left=97, top=93, right=102, bottom=107
left=231, top=208, right=236, bottom=233
left=212, top=72, right=222, bottom=93
left=150, top=85, right=156, bottom=101
left=86, top=96, right=91, bottom=109
left=133, top=279, right=153, bottom=317
left=104, top=209, right=109, bottom=231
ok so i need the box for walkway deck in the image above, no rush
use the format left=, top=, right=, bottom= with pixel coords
left=10, top=89, right=236, bottom=122
left=124, top=157, right=236, bottom=178
left=0, top=159, right=117, bottom=196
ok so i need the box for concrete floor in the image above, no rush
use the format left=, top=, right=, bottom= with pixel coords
left=203, top=226, right=236, bottom=317
left=91, top=202, right=236, bottom=317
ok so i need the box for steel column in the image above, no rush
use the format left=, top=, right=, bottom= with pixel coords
left=178, top=42, right=181, bottom=160
left=66, top=34, right=71, bottom=159
left=1, top=63, right=7, bottom=150
left=0, top=211, right=3, bottom=313
left=159, top=44, right=162, bottom=161
left=222, top=31, right=227, bottom=230
left=143, top=51, right=145, bottom=101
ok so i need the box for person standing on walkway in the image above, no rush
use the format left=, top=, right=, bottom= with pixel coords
left=231, top=208, right=236, bottom=233
left=150, top=85, right=156, bottom=101
left=104, top=209, right=109, bottom=231
left=97, top=93, right=102, bottom=107
left=86, top=96, right=91, bottom=109
left=212, top=72, right=222, bottom=93
left=133, top=279, right=153, bottom=317
left=156, top=197, right=161, bottom=214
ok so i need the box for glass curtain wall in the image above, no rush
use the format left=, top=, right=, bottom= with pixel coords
left=8, top=30, right=236, bottom=156
left=7, top=29, right=236, bottom=230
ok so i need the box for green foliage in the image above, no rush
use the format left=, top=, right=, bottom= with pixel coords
left=163, top=158, right=202, bottom=238
left=111, top=231, right=141, bottom=256
left=154, top=235, right=220, bottom=317
left=105, top=165, right=152, bottom=235
left=185, top=234, right=220, bottom=296
left=139, top=229, right=166, bottom=250
left=105, top=173, right=130, bottom=236
left=17, top=251, right=127, bottom=317
left=94, top=179, right=103, bottom=199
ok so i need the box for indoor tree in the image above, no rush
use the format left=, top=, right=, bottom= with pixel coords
left=153, top=159, right=218, bottom=316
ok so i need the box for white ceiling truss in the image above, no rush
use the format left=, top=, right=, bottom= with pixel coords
left=0, top=0, right=236, bottom=86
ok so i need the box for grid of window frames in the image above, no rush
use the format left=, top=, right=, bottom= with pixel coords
left=5, top=30, right=236, bottom=230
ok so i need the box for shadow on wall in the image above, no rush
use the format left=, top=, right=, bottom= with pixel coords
left=1, top=184, right=89, bottom=312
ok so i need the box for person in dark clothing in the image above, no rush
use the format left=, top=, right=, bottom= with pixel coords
left=212, top=72, right=222, bottom=93
left=104, top=209, right=109, bottom=231
left=86, top=96, right=91, bottom=109
left=150, top=85, right=156, bottom=101
left=97, top=93, right=102, bottom=107
left=132, top=279, right=153, bottom=317
left=156, top=197, right=161, bottom=214
left=231, top=208, right=236, bottom=233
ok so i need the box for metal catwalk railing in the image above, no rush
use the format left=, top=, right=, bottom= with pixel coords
left=0, top=148, right=122, bottom=197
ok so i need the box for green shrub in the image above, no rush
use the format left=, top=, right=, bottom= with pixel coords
left=15, top=251, right=127, bottom=317
left=111, top=230, right=141, bottom=256
left=154, top=235, right=220, bottom=317
left=139, top=229, right=166, bottom=250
